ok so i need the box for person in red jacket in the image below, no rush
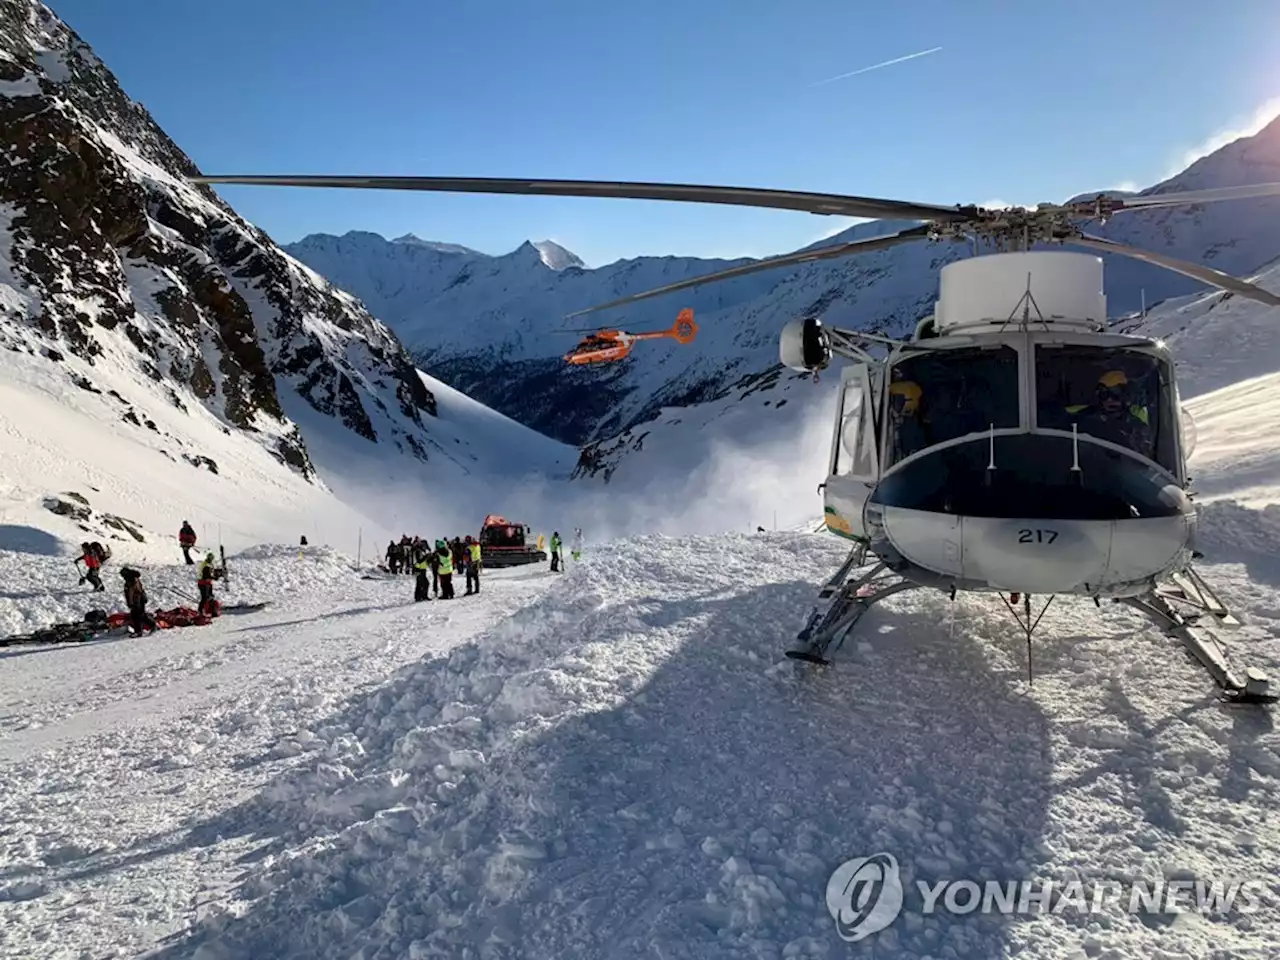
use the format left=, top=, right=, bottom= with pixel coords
left=178, top=521, right=197, bottom=565
left=77, top=541, right=104, bottom=592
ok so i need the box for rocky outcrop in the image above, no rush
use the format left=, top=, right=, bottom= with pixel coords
left=0, top=0, right=439, bottom=480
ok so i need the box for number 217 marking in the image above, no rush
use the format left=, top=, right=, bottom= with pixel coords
left=1018, top=528, right=1058, bottom=543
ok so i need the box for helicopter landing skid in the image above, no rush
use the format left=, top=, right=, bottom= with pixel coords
left=786, top=546, right=920, bottom=664
left=1121, top=572, right=1275, bottom=705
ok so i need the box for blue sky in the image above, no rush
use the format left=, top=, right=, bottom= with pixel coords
left=51, top=0, right=1280, bottom=266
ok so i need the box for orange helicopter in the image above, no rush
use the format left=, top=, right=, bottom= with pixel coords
left=564, top=307, right=698, bottom=365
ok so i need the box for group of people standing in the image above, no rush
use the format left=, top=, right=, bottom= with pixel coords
left=385, top=534, right=482, bottom=602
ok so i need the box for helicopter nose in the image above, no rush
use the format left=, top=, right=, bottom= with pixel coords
left=871, top=434, right=1194, bottom=595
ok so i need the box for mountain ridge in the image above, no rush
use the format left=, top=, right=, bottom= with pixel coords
left=284, top=116, right=1280, bottom=458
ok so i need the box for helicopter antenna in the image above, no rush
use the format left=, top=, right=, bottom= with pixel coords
left=997, top=272, right=1051, bottom=333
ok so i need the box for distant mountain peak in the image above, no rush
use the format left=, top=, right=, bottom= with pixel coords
left=532, top=240, right=584, bottom=270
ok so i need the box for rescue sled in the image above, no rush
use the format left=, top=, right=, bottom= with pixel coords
left=0, top=602, right=268, bottom=647
left=478, top=514, right=548, bottom=568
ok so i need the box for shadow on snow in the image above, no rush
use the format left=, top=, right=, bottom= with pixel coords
left=137, top=565, right=1055, bottom=959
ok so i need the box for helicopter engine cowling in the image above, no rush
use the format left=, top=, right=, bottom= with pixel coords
left=780, top=316, right=831, bottom=372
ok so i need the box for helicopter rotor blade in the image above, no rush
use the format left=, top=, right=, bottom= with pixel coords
left=564, top=223, right=938, bottom=319
left=1106, top=182, right=1280, bottom=213
left=1071, top=233, right=1280, bottom=307
left=189, top=174, right=974, bottom=223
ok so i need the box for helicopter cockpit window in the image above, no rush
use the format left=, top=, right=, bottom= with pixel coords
left=1034, top=345, right=1175, bottom=471
left=885, top=345, right=1020, bottom=465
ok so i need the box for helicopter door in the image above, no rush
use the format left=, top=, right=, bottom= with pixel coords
left=823, top=365, right=878, bottom=541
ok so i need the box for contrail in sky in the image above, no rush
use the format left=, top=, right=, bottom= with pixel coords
left=808, top=46, right=942, bottom=87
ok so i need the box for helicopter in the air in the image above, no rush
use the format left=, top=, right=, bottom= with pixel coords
left=188, top=172, right=1280, bottom=704
left=563, top=307, right=698, bottom=365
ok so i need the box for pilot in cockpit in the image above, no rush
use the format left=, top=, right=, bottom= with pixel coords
left=889, top=379, right=930, bottom=460
left=1065, top=369, right=1153, bottom=455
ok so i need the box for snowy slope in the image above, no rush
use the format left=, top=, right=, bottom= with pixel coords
left=280, top=368, right=577, bottom=540
left=4, top=519, right=1268, bottom=959
left=0, top=546, right=562, bottom=959
left=1, top=0, right=455, bottom=481
left=0, top=326, right=574, bottom=572
left=0, top=346, right=380, bottom=568
left=284, top=120, right=1280, bottom=452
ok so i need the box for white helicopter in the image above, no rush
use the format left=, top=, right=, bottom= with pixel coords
left=189, top=172, right=1280, bottom=704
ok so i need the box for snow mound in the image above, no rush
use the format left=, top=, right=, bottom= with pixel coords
left=152, top=530, right=1280, bottom=959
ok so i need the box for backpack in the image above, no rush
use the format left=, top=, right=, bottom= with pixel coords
left=91, top=541, right=111, bottom=562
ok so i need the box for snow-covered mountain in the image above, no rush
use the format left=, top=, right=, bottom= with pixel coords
left=285, top=119, right=1280, bottom=461
left=0, top=0, right=580, bottom=549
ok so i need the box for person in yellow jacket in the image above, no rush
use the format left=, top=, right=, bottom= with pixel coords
left=413, top=553, right=433, bottom=602
left=1065, top=369, right=1152, bottom=455
left=435, top=539, right=455, bottom=599
left=464, top=535, right=482, bottom=595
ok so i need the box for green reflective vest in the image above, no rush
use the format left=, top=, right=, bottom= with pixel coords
left=1065, top=403, right=1149, bottom=425
left=438, top=552, right=453, bottom=575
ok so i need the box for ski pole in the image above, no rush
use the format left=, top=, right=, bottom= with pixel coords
left=163, top=584, right=199, bottom=605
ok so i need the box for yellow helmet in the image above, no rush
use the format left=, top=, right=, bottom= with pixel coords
left=1098, top=369, right=1128, bottom=389
left=889, top=380, right=922, bottom=414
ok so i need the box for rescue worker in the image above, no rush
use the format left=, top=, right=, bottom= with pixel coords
left=197, top=551, right=220, bottom=617
left=121, top=567, right=156, bottom=636
left=427, top=540, right=441, bottom=596
left=436, top=539, right=455, bottom=599
left=78, top=541, right=105, bottom=592
left=1066, top=370, right=1152, bottom=455
left=465, top=535, right=481, bottom=595
left=571, top=527, right=584, bottom=562
left=179, top=521, right=197, bottom=565
left=888, top=379, right=929, bottom=461
left=550, top=531, right=563, bottom=572
left=413, top=551, right=433, bottom=601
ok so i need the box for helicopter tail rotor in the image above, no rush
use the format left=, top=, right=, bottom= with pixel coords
left=670, top=307, right=697, bottom=344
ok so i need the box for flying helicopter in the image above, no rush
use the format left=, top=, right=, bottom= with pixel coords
left=564, top=307, right=698, bottom=365
left=188, top=171, right=1280, bottom=704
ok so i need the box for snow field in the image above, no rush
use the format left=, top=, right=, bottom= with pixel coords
left=0, top=547, right=560, bottom=960
left=131, top=524, right=1280, bottom=960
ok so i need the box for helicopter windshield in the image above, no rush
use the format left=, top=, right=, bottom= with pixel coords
left=885, top=345, right=1020, bottom=464
left=1034, top=345, right=1176, bottom=471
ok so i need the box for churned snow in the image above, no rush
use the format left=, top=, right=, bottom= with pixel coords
left=4, top=517, right=1278, bottom=959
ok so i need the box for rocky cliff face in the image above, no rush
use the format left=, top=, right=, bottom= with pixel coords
left=0, top=0, right=439, bottom=479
